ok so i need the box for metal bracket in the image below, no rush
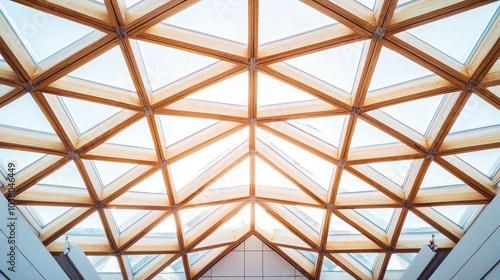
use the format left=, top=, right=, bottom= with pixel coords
left=386, top=246, right=394, bottom=254
left=337, top=159, right=346, bottom=168
left=113, top=249, right=121, bottom=256
left=465, top=80, right=479, bottom=93
left=180, top=249, right=187, bottom=256
left=116, top=25, right=127, bottom=39
left=94, top=201, right=103, bottom=210
left=248, top=58, right=257, bottom=71
left=170, top=204, right=178, bottom=212
left=249, top=195, right=256, bottom=202
left=373, top=26, right=386, bottom=40
left=403, top=200, right=412, bottom=209
left=249, top=118, right=257, bottom=125
left=69, top=151, right=80, bottom=160
left=159, top=159, right=167, bottom=168
left=326, top=203, right=335, bottom=211
left=426, top=150, right=436, bottom=161
left=23, top=82, right=34, bottom=93
left=144, top=106, right=153, bottom=116
left=318, top=249, right=325, bottom=255
left=352, top=106, right=361, bottom=116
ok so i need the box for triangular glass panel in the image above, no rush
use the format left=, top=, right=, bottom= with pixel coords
left=349, top=253, right=378, bottom=272
left=284, top=204, right=324, bottom=233
left=37, top=161, right=86, bottom=188
left=369, top=47, right=433, bottom=91
left=338, top=169, right=380, bottom=193
left=397, top=0, right=416, bottom=7
left=0, top=1, right=96, bottom=63
left=163, top=0, right=248, bottom=44
left=206, top=157, right=249, bottom=190
left=0, top=83, right=14, bottom=98
left=350, top=119, right=400, bottom=148
left=156, top=257, right=185, bottom=279
left=406, top=2, right=500, bottom=64
left=129, top=170, right=167, bottom=194
left=258, top=128, right=334, bottom=190
left=448, top=94, right=500, bottom=134
left=328, top=214, right=363, bottom=235
left=453, top=148, right=500, bottom=178
left=125, top=0, right=143, bottom=8
left=128, top=255, right=158, bottom=275
left=188, top=249, right=210, bottom=267
left=179, top=205, right=221, bottom=234
left=89, top=256, right=121, bottom=274
left=356, top=0, right=376, bottom=10
left=257, top=72, right=317, bottom=106
left=145, top=214, right=177, bottom=238
left=298, top=250, right=318, bottom=266
left=0, top=93, right=56, bottom=134
left=159, top=115, right=219, bottom=147
left=137, top=40, right=218, bottom=91
left=169, top=128, right=247, bottom=192
left=67, top=212, right=105, bottom=236
left=431, top=205, right=482, bottom=229
left=420, top=162, right=464, bottom=189
left=255, top=156, right=300, bottom=190
left=68, top=46, right=136, bottom=91
left=111, top=209, right=150, bottom=233
left=0, top=53, right=4, bottom=61
left=0, top=148, right=45, bottom=173
left=387, top=253, right=417, bottom=271
left=91, top=160, right=137, bottom=188
left=259, top=0, right=337, bottom=44
left=321, top=257, right=354, bottom=279
left=106, top=118, right=155, bottom=149
left=354, top=208, right=394, bottom=232
left=380, top=94, right=444, bottom=135
left=285, top=41, right=364, bottom=94
left=401, top=211, right=438, bottom=234
left=187, top=72, right=248, bottom=106
left=287, top=116, right=346, bottom=147
left=367, top=160, right=414, bottom=187
left=59, top=96, right=122, bottom=136
left=26, top=205, right=72, bottom=228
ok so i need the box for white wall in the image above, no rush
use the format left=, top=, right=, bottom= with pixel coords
left=0, top=194, right=68, bottom=280
left=200, top=235, right=308, bottom=280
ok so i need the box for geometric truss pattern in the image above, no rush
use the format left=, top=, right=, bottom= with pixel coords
left=0, top=0, right=499, bottom=279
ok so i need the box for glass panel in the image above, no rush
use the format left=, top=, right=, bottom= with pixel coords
left=369, top=47, right=433, bottom=91
left=137, top=40, right=218, bottom=91
left=106, top=118, right=155, bottom=149
left=159, top=115, right=218, bottom=147
left=449, top=94, right=500, bottom=134
left=286, top=115, right=345, bottom=147
left=188, top=72, right=248, bottom=105
left=259, top=0, right=337, bottom=44
left=128, top=255, right=157, bottom=274
left=146, top=215, right=177, bottom=238
left=27, top=205, right=72, bottom=228
left=285, top=41, right=364, bottom=94
left=420, top=162, right=464, bottom=189
left=366, top=160, right=413, bottom=187
left=129, top=170, right=167, bottom=194
left=401, top=211, right=437, bottom=234
left=355, top=0, right=375, bottom=10
left=169, top=128, right=247, bottom=192
left=355, top=208, right=394, bottom=231
left=397, top=0, right=416, bottom=7
left=67, top=212, right=105, bottom=236
left=350, top=119, right=399, bottom=148
left=163, top=0, right=247, bottom=44
left=0, top=93, right=56, bottom=134
left=298, top=250, right=318, bottom=265
left=188, top=250, right=210, bottom=266
left=255, top=203, right=288, bottom=232
left=338, top=169, right=378, bottom=193
left=91, top=160, right=137, bottom=187
left=257, top=72, right=316, bottom=106
left=206, top=157, right=249, bottom=190
left=329, top=214, right=361, bottom=235
left=125, top=0, right=142, bottom=8
left=37, top=161, right=86, bottom=188
left=0, top=83, right=14, bottom=98
left=216, top=204, right=250, bottom=232
left=0, top=0, right=95, bottom=63
left=111, top=209, right=150, bottom=232
left=68, top=46, right=136, bottom=91
left=59, top=96, right=121, bottom=135
left=350, top=253, right=378, bottom=271
left=91, top=256, right=121, bottom=272
left=155, top=257, right=185, bottom=280
left=179, top=205, right=220, bottom=233
left=321, top=257, right=355, bottom=279
left=453, top=149, right=500, bottom=178
left=285, top=205, right=324, bottom=233
left=431, top=205, right=481, bottom=229
left=255, top=156, right=300, bottom=190
left=387, top=253, right=417, bottom=270
left=380, top=94, right=444, bottom=135
left=258, top=128, right=334, bottom=190
left=0, top=148, right=45, bottom=174
left=406, top=2, right=499, bottom=64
